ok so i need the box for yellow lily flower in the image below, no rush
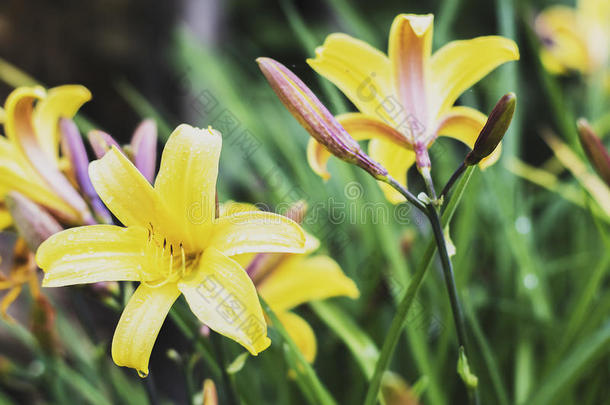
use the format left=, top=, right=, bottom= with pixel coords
left=0, top=85, right=92, bottom=226
left=306, top=13, right=519, bottom=203
left=224, top=203, right=359, bottom=363
left=0, top=238, right=39, bottom=321
left=35, top=124, right=307, bottom=377
left=535, top=0, right=610, bottom=74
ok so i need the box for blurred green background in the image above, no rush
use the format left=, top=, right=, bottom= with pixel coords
left=0, top=0, right=609, bottom=404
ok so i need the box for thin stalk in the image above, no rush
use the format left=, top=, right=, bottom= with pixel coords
left=441, top=162, right=467, bottom=200
left=384, top=175, right=427, bottom=212
left=362, top=244, right=430, bottom=405
left=363, top=167, right=477, bottom=405
left=427, top=203, right=480, bottom=405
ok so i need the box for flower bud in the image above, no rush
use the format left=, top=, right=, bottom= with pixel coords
left=130, top=119, right=158, bottom=183
left=6, top=191, right=62, bottom=251
left=203, top=379, right=218, bottom=405
left=577, top=119, right=610, bottom=187
left=60, top=118, right=112, bottom=224
left=257, top=57, right=388, bottom=180
left=87, top=129, right=121, bottom=159
left=465, top=93, right=516, bottom=166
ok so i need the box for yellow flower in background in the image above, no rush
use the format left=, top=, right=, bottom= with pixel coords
left=307, top=13, right=519, bottom=203
left=0, top=85, right=92, bottom=226
left=0, top=238, right=39, bottom=321
left=36, top=125, right=307, bottom=377
left=535, top=0, right=610, bottom=75
left=224, top=203, right=359, bottom=363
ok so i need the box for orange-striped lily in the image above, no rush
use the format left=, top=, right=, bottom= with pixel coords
left=535, top=0, right=610, bottom=75
left=36, top=124, right=307, bottom=377
left=307, top=14, right=519, bottom=203
left=0, top=85, right=93, bottom=226
left=225, top=203, right=359, bottom=363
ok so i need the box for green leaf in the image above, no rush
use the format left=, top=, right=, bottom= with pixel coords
left=226, top=352, right=249, bottom=375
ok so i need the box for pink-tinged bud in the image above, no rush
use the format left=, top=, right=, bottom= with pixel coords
left=6, top=191, right=63, bottom=251
left=131, top=119, right=158, bottom=183
left=60, top=119, right=112, bottom=224
left=285, top=200, right=307, bottom=224
left=465, top=93, right=516, bottom=166
left=257, top=57, right=388, bottom=180
left=202, top=379, right=218, bottom=405
left=577, top=119, right=610, bottom=187
left=87, top=129, right=121, bottom=159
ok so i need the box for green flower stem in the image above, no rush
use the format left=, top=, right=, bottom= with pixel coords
left=427, top=204, right=479, bottom=405
left=440, top=162, right=467, bottom=200
left=365, top=167, right=477, bottom=405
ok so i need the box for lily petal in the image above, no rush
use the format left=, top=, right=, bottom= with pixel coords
left=430, top=36, right=519, bottom=117
left=36, top=225, right=148, bottom=287
left=131, top=119, right=158, bottom=184
left=306, top=113, right=408, bottom=181
left=388, top=14, right=434, bottom=134
left=89, top=147, right=175, bottom=236
left=436, top=106, right=502, bottom=168
left=535, top=6, right=589, bottom=73
left=178, top=247, right=271, bottom=355
left=4, top=86, right=91, bottom=222
left=368, top=139, right=416, bottom=204
left=258, top=255, right=359, bottom=312
left=33, top=85, right=91, bottom=164
left=154, top=125, right=221, bottom=251
left=0, top=137, right=77, bottom=217
left=307, top=33, right=394, bottom=118
left=209, top=211, right=306, bottom=256
left=276, top=311, right=317, bottom=363
left=112, top=283, right=180, bottom=377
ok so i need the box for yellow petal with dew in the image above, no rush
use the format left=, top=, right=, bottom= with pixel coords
left=89, top=147, right=176, bottom=237
left=307, top=33, right=394, bottom=118
left=276, top=311, right=317, bottom=363
left=368, top=139, right=416, bottom=204
left=209, top=211, right=306, bottom=256
left=154, top=125, right=221, bottom=251
left=36, top=225, right=148, bottom=287
left=112, top=283, right=180, bottom=377
left=178, top=247, right=271, bottom=355
left=430, top=36, right=519, bottom=117
left=33, top=84, right=91, bottom=164
left=388, top=14, right=434, bottom=134
left=258, top=255, right=359, bottom=312
left=436, top=106, right=502, bottom=168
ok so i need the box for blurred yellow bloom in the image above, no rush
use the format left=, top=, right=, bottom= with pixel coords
left=0, top=238, right=39, bottom=321
left=307, top=13, right=519, bottom=203
left=536, top=0, right=610, bottom=75
left=36, top=125, right=307, bottom=377
left=0, top=85, right=92, bottom=226
left=226, top=203, right=359, bottom=362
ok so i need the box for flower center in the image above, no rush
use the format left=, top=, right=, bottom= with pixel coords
left=140, top=224, right=201, bottom=288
